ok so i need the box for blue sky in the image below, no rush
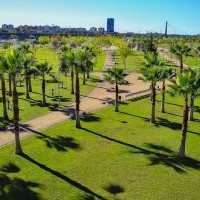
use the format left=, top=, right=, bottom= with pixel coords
left=0, top=0, right=200, bottom=34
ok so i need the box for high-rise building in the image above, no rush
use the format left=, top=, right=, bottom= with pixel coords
left=107, top=18, right=114, bottom=33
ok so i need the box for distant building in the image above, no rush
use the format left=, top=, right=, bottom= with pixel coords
left=2, top=24, right=14, bottom=31
left=98, top=27, right=105, bottom=34
left=107, top=18, right=114, bottom=33
left=90, top=27, right=97, bottom=33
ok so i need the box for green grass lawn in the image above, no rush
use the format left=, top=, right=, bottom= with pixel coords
left=0, top=74, right=100, bottom=128
left=93, top=51, right=106, bottom=72
left=116, top=51, right=178, bottom=72
left=158, top=55, right=179, bottom=69
left=0, top=94, right=200, bottom=199
left=183, top=56, right=200, bottom=67
left=116, top=51, right=145, bottom=72
left=34, top=46, right=59, bottom=72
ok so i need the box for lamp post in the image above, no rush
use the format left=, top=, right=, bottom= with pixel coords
left=57, top=52, right=61, bottom=106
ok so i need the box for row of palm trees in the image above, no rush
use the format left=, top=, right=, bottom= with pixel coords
left=104, top=52, right=200, bottom=159
left=59, top=46, right=95, bottom=128
left=0, top=44, right=95, bottom=154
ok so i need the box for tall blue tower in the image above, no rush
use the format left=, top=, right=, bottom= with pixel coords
left=107, top=18, right=114, bottom=33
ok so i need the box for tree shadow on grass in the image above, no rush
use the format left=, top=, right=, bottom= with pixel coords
left=0, top=163, right=41, bottom=200
left=119, top=111, right=149, bottom=121
left=155, top=117, right=182, bottom=130
left=52, top=96, right=71, bottom=103
left=103, top=183, right=125, bottom=196
left=164, top=111, right=182, bottom=117
left=82, top=127, right=200, bottom=174
left=130, top=143, right=200, bottom=174
left=81, top=113, right=101, bottom=122
left=20, top=125, right=81, bottom=152
left=20, top=153, right=106, bottom=200
left=0, top=118, right=13, bottom=130
left=77, top=194, right=95, bottom=200
left=156, top=100, right=182, bottom=108
left=0, top=163, right=20, bottom=173
left=187, top=130, right=200, bottom=137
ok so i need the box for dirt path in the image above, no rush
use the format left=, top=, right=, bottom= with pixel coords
left=0, top=51, right=154, bottom=148
left=159, top=48, right=188, bottom=68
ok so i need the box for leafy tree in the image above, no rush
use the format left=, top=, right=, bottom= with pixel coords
left=104, top=67, right=128, bottom=112
left=6, top=50, right=23, bottom=154
left=35, top=61, right=52, bottom=106
left=117, top=43, right=132, bottom=69
left=140, top=35, right=157, bottom=57
left=38, top=36, right=50, bottom=47
left=168, top=70, right=195, bottom=158
left=170, top=44, right=191, bottom=73
left=51, top=36, right=61, bottom=52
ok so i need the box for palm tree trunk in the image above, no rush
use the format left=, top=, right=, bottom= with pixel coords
left=115, top=82, right=119, bottom=112
left=86, top=69, right=90, bottom=79
left=1, top=78, right=8, bottom=120
left=83, top=72, right=86, bottom=85
left=42, top=74, right=46, bottom=106
left=150, top=85, right=156, bottom=123
left=71, top=68, right=74, bottom=94
left=180, top=56, right=183, bottom=73
left=161, top=80, right=165, bottom=113
left=178, top=97, right=188, bottom=158
left=189, top=93, right=194, bottom=121
left=29, top=76, right=32, bottom=92
left=12, top=77, right=23, bottom=155
left=25, top=74, right=30, bottom=99
left=8, top=73, right=12, bottom=96
left=75, top=71, right=81, bottom=128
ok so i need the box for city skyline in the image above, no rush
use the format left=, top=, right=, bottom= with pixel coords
left=1, top=0, right=200, bottom=35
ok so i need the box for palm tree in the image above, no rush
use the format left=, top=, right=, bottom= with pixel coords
left=170, top=44, right=191, bottom=73
left=17, top=43, right=34, bottom=93
left=6, top=50, right=23, bottom=154
left=160, top=67, right=173, bottom=113
left=84, top=46, right=95, bottom=79
left=17, top=43, right=33, bottom=55
left=22, top=54, right=36, bottom=99
left=73, top=49, right=89, bottom=128
left=168, top=70, right=194, bottom=158
left=139, top=66, right=162, bottom=123
left=66, top=50, right=76, bottom=94
left=0, top=55, right=9, bottom=120
left=104, top=67, right=128, bottom=112
left=186, top=67, right=200, bottom=121
left=79, top=47, right=94, bottom=85
left=35, top=61, right=52, bottom=106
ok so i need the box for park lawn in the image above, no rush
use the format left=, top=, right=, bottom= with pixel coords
left=34, top=46, right=59, bottom=72
left=0, top=94, right=200, bottom=199
left=116, top=51, right=145, bottom=72
left=183, top=56, right=200, bottom=67
left=93, top=51, right=106, bottom=71
left=0, top=74, right=100, bottom=128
